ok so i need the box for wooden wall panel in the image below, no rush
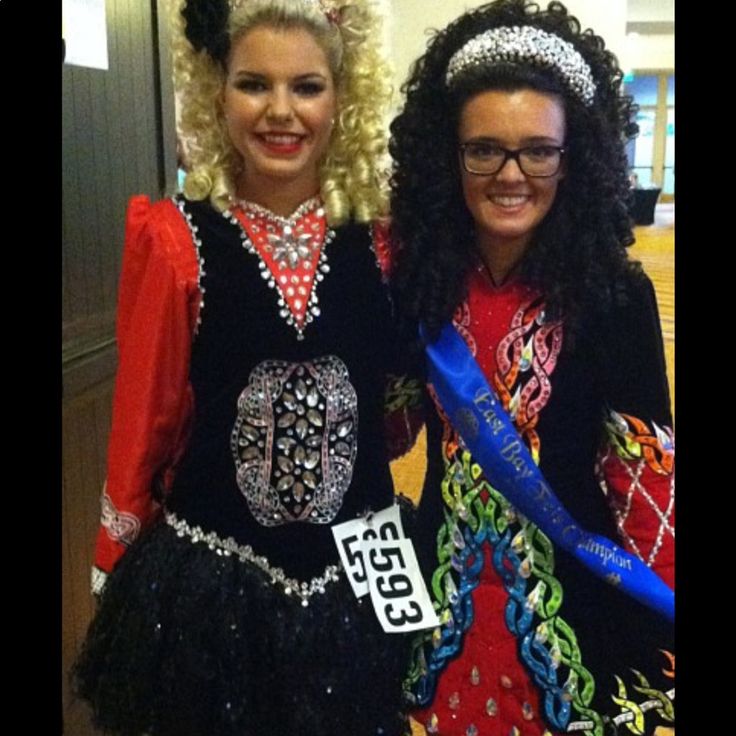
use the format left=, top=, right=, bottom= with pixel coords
left=62, top=389, right=114, bottom=736
left=62, top=0, right=164, bottom=357
left=62, top=1, right=176, bottom=732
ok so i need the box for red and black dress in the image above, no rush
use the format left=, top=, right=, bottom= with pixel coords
left=407, top=263, right=675, bottom=736
left=73, top=195, right=414, bottom=736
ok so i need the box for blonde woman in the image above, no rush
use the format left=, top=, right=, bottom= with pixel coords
left=73, top=1, right=413, bottom=734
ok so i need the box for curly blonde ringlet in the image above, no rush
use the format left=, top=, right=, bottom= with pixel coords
left=170, top=0, right=392, bottom=226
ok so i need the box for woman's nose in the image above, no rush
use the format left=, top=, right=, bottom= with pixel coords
left=266, top=88, right=294, bottom=124
left=495, top=154, right=526, bottom=181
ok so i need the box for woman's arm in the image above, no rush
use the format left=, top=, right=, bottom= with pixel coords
left=597, top=272, right=674, bottom=589
left=92, top=196, right=201, bottom=593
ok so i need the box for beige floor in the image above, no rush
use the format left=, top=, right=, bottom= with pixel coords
left=391, top=204, right=675, bottom=736
left=630, top=203, right=675, bottom=415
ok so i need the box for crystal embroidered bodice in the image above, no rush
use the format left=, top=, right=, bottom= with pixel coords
left=165, top=199, right=398, bottom=581
left=227, top=196, right=334, bottom=340
left=231, top=356, right=358, bottom=526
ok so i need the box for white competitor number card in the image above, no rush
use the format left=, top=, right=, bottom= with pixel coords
left=332, top=504, right=439, bottom=633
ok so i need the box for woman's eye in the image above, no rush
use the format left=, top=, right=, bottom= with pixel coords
left=235, top=79, right=267, bottom=93
left=294, top=81, right=325, bottom=96
left=526, top=146, right=556, bottom=160
left=467, top=144, right=502, bottom=159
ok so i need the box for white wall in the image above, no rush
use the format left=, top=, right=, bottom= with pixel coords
left=385, top=0, right=673, bottom=105
left=386, top=0, right=472, bottom=102
left=625, top=34, right=674, bottom=71
left=560, top=0, right=628, bottom=62
left=627, top=0, right=674, bottom=24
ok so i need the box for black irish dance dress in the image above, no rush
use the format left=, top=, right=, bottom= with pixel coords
left=73, top=194, right=415, bottom=736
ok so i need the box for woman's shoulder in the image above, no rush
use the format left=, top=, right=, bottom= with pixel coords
left=614, top=263, right=656, bottom=305
left=584, top=263, right=655, bottom=327
left=123, top=194, right=201, bottom=285
left=129, top=192, right=225, bottom=224
left=126, top=193, right=180, bottom=226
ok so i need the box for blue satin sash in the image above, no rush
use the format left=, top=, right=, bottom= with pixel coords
left=423, top=322, right=674, bottom=622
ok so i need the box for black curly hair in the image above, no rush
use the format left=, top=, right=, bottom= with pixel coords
left=389, top=0, right=642, bottom=344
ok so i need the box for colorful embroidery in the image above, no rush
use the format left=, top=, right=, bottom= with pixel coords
left=411, top=300, right=675, bottom=735
left=599, top=411, right=675, bottom=573
left=493, top=296, right=562, bottom=462
left=385, top=375, right=424, bottom=414
left=231, top=356, right=358, bottom=526
left=407, top=299, right=576, bottom=730
left=100, top=488, right=141, bottom=545
left=452, top=301, right=477, bottom=357
left=404, top=444, right=594, bottom=733
left=604, top=410, right=674, bottom=475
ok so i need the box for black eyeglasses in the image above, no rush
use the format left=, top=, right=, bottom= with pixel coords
left=459, top=142, right=566, bottom=177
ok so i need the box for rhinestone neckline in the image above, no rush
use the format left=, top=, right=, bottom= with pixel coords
left=226, top=197, right=334, bottom=340
left=230, top=195, right=322, bottom=225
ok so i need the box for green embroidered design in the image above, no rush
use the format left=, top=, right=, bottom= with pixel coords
left=385, top=374, right=424, bottom=413
left=407, top=444, right=675, bottom=735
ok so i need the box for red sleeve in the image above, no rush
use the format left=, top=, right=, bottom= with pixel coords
left=598, top=413, right=674, bottom=589
left=93, top=196, right=201, bottom=578
left=596, top=274, right=674, bottom=589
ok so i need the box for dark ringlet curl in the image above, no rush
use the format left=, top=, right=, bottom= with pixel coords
left=181, top=0, right=231, bottom=63
left=389, top=0, right=642, bottom=347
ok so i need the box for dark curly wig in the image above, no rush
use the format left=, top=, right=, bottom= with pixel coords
left=389, top=0, right=642, bottom=343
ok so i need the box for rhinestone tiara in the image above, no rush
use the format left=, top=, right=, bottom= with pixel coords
left=229, top=0, right=341, bottom=24
left=445, top=26, right=596, bottom=106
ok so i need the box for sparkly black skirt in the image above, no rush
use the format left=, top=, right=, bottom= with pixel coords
left=72, top=520, right=411, bottom=736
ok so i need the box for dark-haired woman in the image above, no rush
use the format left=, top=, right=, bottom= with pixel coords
left=72, top=1, right=417, bottom=735
left=389, top=2, right=674, bottom=735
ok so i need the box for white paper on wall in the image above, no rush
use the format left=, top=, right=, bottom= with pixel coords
left=63, top=0, right=109, bottom=71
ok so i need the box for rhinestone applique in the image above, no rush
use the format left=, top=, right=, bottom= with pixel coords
left=100, top=488, right=141, bottom=545
left=174, top=196, right=206, bottom=333
left=91, top=567, right=108, bottom=596
left=231, top=356, right=358, bottom=526
left=227, top=197, right=335, bottom=340
left=165, top=512, right=342, bottom=605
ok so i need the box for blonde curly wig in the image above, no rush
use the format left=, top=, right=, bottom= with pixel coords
left=170, top=0, right=392, bottom=225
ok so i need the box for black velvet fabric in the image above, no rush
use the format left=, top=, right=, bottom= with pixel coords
left=167, top=199, right=398, bottom=581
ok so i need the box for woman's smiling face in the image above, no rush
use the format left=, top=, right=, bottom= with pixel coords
left=222, top=24, right=337, bottom=201
left=458, top=88, right=566, bottom=255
